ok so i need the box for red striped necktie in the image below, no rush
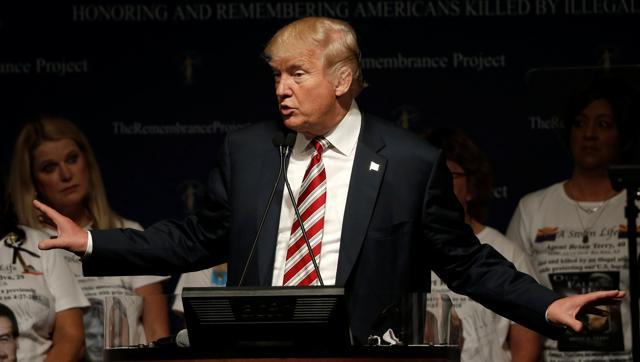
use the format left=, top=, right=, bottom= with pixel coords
left=283, top=136, right=330, bottom=286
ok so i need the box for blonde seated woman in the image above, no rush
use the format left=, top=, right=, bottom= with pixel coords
left=8, top=117, right=170, bottom=360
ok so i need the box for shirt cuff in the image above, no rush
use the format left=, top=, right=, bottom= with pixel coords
left=81, top=230, right=93, bottom=260
left=545, top=306, right=565, bottom=328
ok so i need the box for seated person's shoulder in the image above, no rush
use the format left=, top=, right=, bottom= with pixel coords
left=119, top=218, right=144, bottom=231
left=518, top=182, right=565, bottom=210
left=17, top=224, right=49, bottom=240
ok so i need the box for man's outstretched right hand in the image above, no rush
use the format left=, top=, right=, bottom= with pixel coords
left=33, top=199, right=89, bottom=256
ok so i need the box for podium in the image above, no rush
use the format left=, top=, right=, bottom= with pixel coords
left=104, top=287, right=461, bottom=361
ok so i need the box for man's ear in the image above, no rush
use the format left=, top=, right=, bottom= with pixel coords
left=334, top=67, right=353, bottom=97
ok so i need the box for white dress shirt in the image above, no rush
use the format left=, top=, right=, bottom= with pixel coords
left=271, top=101, right=362, bottom=286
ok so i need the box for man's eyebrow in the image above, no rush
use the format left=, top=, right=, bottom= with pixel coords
left=286, top=61, right=308, bottom=72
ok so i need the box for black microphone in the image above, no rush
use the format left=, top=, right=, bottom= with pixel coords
left=282, top=134, right=324, bottom=286
left=238, top=132, right=290, bottom=286
left=284, top=132, right=296, bottom=149
left=150, top=329, right=189, bottom=348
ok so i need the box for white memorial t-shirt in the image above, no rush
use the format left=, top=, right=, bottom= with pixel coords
left=507, top=182, right=636, bottom=362
left=0, top=226, right=88, bottom=362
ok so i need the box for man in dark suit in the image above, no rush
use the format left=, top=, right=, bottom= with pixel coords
left=35, top=17, right=623, bottom=344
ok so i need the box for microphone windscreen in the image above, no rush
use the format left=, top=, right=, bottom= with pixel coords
left=284, top=132, right=296, bottom=147
left=272, top=132, right=284, bottom=147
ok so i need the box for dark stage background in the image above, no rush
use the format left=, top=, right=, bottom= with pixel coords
left=1, top=1, right=639, bottom=241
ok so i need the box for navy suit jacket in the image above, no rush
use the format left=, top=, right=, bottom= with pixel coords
left=87, top=114, right=563, bottom=343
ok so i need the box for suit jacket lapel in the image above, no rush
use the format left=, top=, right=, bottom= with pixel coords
left=243, top=129, right=284, bottom=286
left=336, top=115, right=386, bottom=285
left=252, top=143, right=287, bottom=286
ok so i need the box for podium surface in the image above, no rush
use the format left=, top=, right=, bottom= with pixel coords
left=105, top=345, right=460, bottom=362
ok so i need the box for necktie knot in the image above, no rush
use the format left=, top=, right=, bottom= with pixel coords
left=311, top=136, right=330, bottom=155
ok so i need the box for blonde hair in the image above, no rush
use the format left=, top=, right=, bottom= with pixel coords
left=264, top=17, right=365, bottom=96
left=7, top=117, right=124, bottom=229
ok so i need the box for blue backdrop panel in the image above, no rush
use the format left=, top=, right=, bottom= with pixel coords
left=1, top=0, right=639, bottom=233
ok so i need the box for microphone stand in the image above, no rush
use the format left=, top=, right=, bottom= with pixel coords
left=609, top=165, right=640, bottom=362
left=238, top=133, right=288, bottom=286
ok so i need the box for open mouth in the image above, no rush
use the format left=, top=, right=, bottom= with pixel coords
left=280, top=105, right=294, bottom=116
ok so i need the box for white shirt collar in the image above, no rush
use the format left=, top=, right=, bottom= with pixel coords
left=294, top=101, right=361, bottom=156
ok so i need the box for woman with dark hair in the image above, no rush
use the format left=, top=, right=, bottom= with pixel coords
left=561, top=76, right=639, bottom=165
left=1, top=175, right=88, bottom=361
left=424, top=128, right=541, bottom=362
left=507, top=76, right=638, bottom=361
